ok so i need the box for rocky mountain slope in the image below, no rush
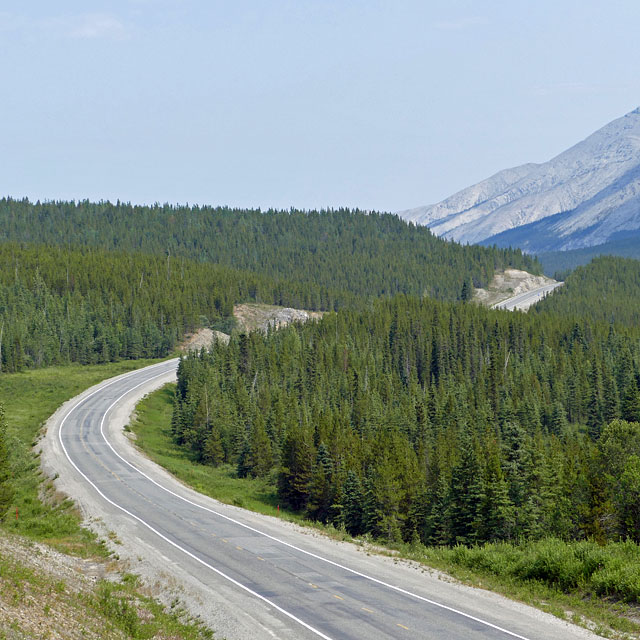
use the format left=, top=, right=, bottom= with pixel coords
left=398, top=107, right=640, bottom=253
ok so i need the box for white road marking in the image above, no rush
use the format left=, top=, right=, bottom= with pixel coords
left=57, top=366, right=334, bottom=640
left=58, top=361, right=533, bottom=640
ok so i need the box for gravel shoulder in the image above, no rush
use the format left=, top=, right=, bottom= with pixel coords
left=0, top=532, right=110, bottom=640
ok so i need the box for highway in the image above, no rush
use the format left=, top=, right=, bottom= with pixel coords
left=491, top=282, right=563, bottom=311
left=43, top=359, right=597, bottom=640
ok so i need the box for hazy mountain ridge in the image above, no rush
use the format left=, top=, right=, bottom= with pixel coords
left=537, top=231, right=640, bottom=276
left=399, top=107, right=640, bottom=252
left=484, top=160, right=640, bottom=252
left=400, top=163, right=538, bottom=227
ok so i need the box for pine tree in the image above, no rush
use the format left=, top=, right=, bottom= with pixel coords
left=277, top=426, right=314, bottom=510
left=460, top=278, right=473, bottom=302
left=587, top=364, right=604, bottom=440
left=341, top=471, right=364, bottom=535
left=618, top=455, right=640, bottom=542
left=549, top=401, right=568, bottom=436
left=622, top=383, right=640, bottom=423
left=481, top=452, right=516, bottom=542
left=247, top=415, right=273, bottom=478
left=171, top=392, right=185, bottom=441
left=202, top=424, right=225, bottom=466
left=361, top=474, right=383, bottom=537
left=520, top=430, right=554, bottom=539
left=602, top=367, right=620, bottom=424
left=426, top=474, right=451, bottom=545
left=449, top=435, right=484, bottom=544
left=236, top=436, right=251, bottom=478
left=307, top=443, right=334, bottom=522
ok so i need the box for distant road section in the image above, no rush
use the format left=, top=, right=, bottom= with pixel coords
left=492, top=282, right=563, bottom=311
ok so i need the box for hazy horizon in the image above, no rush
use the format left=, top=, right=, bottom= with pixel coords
left=2, top=0, right=639, bottom=212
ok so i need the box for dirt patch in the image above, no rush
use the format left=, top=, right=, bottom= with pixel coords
left=179, top=305, right=323, bottom=351
left=474, top=269, right=559, bottom=308
left=233, top=303, right=323, bottom=333
left=179, top=328, right=229, bottom=352
left=0, top=532, right=113, bottom=640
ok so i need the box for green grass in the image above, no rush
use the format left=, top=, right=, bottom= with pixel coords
left=131, top=384, right=304, bottom=520
left=392, top=539, right=640, bottom=638
left=132, top=384, right=640, bottom=639
left=0, top=358, right=165, bottom=554
left=0, top=535, right=212, bottom=640
left=91, top=573, right=213, bottom=640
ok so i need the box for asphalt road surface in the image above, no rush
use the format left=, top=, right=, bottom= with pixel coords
left=492, top=282, right=563, bottom=311
left=43, top=359, right=599, bottom=640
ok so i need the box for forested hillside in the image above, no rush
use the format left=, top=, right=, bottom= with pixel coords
left=0, top=198, right=539, bottom=302
left=534, top=255, right=640, bottom=326
left=173, top=296, right=640, bottom=546
left=537, top=232, right=640, bottom=276
left=0, top=243, right=338, bottom=371
left=6, top=196, right=640, bottom=572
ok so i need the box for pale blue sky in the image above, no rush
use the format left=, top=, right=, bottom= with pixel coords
left=1, top=1, right=639, bottom=211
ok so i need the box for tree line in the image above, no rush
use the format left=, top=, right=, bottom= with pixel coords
left=0, top=198, right=540, bottom=303
left=173, top=295, right=640, bottom=546
left=0, top=243, right=350, bottom=371
left=537, top=233, right=640, bottom=277
left=534, top=255, right=640, bottom=326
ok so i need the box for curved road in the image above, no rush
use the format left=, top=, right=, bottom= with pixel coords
left=43, top=359, right=598, bottom=640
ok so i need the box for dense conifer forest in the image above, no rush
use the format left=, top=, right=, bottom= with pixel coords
left=0, top=198, right=539, bottom=302
left=3, top=196, right=640, bottom=563
left=0, top=243, right=340, bottom=371
left=173, top=296, right=640, bottom=545
left=0, top=200, right=544, bottom=372
left=534, top=255, right=640, bottom=326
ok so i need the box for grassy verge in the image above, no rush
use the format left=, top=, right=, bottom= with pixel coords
left=130, top=383, right=302, bottom=521
left=92, top=573, right=212, bottom=639
left=0, top=534, right=212, bottom=640
left=0, top=358, right=167, bottom=554
left=132, top=384, right=640, bottom=639
left=0, top=359, right=213, bottom=639
left=391, top=540, right=640, bottom=638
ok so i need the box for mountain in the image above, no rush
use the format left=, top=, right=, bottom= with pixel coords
left=398, top=107, right=640, bottom=253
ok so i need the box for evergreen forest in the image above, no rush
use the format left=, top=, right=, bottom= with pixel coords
left=0, top=199, right=542, bottom=373
left=2, top=196, right=640, bottom=603
left=0, top=198, right=538, bottom=302
left=537, top=232, right=640, bottom=276
left=534, top=255, right=640, bottom=326
left=173, top=295, right=640, bottom=546
left=0, top=243, right=340, bottom=371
